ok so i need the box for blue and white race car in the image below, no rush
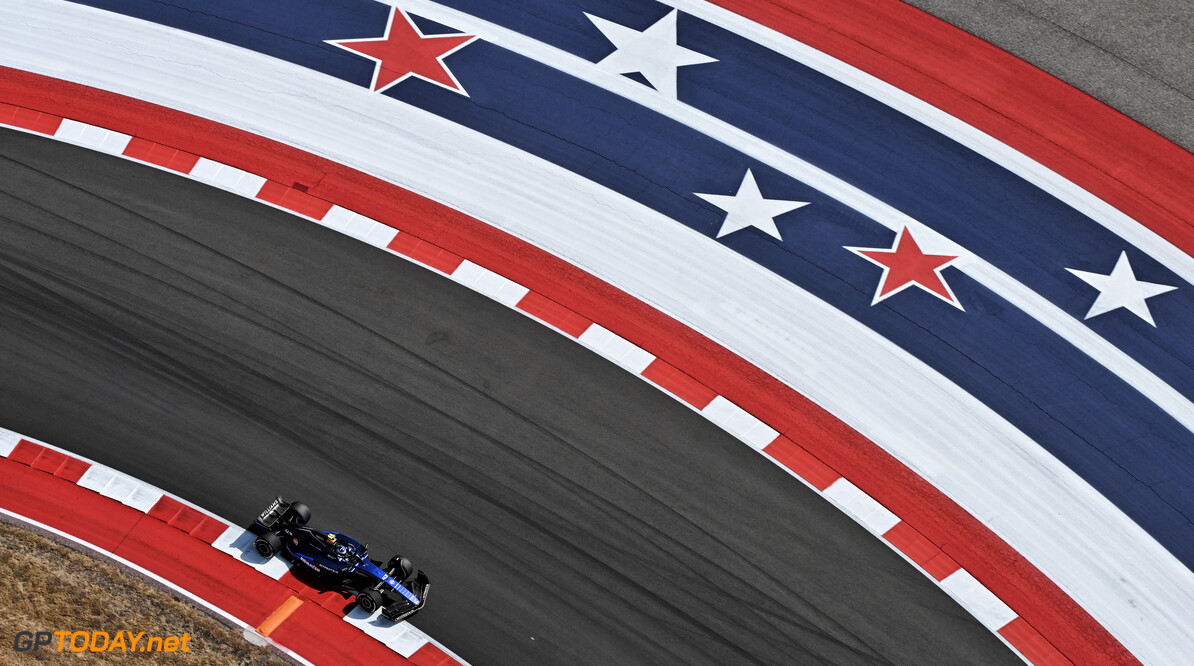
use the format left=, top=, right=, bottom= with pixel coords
left=249, top=497, right=430, bottom=621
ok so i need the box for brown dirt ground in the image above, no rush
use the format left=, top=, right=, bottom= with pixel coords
left=0, top=519, right=289, bottom=665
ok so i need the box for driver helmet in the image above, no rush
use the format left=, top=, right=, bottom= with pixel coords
left=325, top=532, right=338, bottom=545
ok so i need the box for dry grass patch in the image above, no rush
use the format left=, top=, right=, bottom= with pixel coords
left=0, top=519, right=288, bottom=664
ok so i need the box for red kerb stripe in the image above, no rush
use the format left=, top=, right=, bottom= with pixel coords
left=167, top=505, right=206, bottom=533
left=642, top=358, right=717, bottom=409
left=882, top=520, right=961, bottom=581
left=123, top=136, right=200, bottom=173
left=387, top=233, right=465, bottom=274
left=763, top=436, right=840, bottom=491
left=257, top=180, right=334, bottom=220
left=31, top=448, right=67, bottom=474
left=8, top=439, right=44, bottom=466
left=999, top=617, right=1073, bottom=666
left=516, top=291, right=592, bottom=337
left=148, top=495, right=186, bottom=522
left=54, top=456, right=91, bottom=483
left=191, top=516, right=230, bottom=544
left=0, top=101, right=62, bottom=134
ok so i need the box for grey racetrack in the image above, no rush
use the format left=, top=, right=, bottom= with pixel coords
left=2, top=1, right=1190, bottom=665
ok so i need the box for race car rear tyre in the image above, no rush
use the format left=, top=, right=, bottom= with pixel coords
left=357, top=589, right=383, bottom=613
left=283, top=501, right=310, bottom=525
left=254, top=531, right=282, bottom=557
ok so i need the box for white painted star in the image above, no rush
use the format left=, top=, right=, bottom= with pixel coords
left=1066, top=251, right=1177, bottom=326
left=585, top=10, right=717, bottom=98
left=695, top=169, right=810, bottom=241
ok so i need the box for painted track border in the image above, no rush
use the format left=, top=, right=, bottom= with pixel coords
left=0, top=68, right=1130, bottom=664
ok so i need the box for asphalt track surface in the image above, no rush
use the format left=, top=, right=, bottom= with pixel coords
left=0, top=130, right=1022, bottom=665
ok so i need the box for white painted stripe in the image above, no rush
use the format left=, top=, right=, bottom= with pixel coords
left=54, top=118, right=131, bottom=154
left=122, top=485, right=164, bottom=513
left=670, top=0, right=1194, bottom=293
left=452, top=260, right=531, bottom=307
left=384, top=622, right=432, bottom=658
left=190, top=157, right=268, bottom=197
left=211, top=527, right=292, bottom=579
left=320, top=206, right=398, bottom=248
left=701, top=396, right=779, bottom=450
left=942, top=569, right=1019, bottom=630
left=4, top=6, right=1189, bottom=660
left=361, top=222, right=398, bottom=249
left=342, top=607, right=422, bottom=645
left=397, top=0, right=1194, bottom=453
left=0, top=428, right=20, bottom=457
left=578, top=324, right=656, bottom=373
left=343, top=214, right=383, bottom=242
left=319, top=205, right=358, bottom=233
left=823, top=478, right=901, bottom=535
left=77, top=465, right=115, bottom=493
left=98, top=474, right=138, bottom=503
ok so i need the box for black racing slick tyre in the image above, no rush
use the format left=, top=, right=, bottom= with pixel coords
left=387, top=555, right=415, bottom=582
left=254, top=531, right=282, bottom=557
left=357, top=589, right=383, bottom=613
left=284, top=501, right=310, bottom=525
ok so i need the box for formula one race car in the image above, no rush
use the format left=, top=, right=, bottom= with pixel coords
left=249, top=497, right=430, bottom=622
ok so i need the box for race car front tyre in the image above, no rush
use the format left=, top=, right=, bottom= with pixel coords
left=357, top=589, right=383, bottom=613
left=283, top=501, right=310, bottom=525
left=254, top=531, right=282, bottom=557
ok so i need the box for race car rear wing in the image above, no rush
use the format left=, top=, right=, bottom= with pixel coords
left=250, top=496, right=287, bottom=533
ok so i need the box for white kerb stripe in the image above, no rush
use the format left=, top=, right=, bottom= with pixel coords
left=823, top=478, right=901, bottom=535
left=384, top=623, right=433, bottom=658
left=319, top=205, right=358, bottom=233
left=452, top=260, right=530, bottom=307
left=54, top=118, right=131, bottom=155
left=98, top=474, right=138, bottom=503
left=211, top=527, right=293, bottom=580
left=190, top=157, right=269, bottom=197
left=77, top=465, right=115, bottom=493
left=578, top=324, right=656, bottom=373
left=122, top=485, right=165, bottom=513
left=343, top=606, right=420, bottom=645
left=342, top=214, right=384, bottom=243
left=0, top=428, right=20, bottom=457
left=361, top=222, right=398, bottom=249
left=942, top=569, right=1018, bottom=630
left=701, top=396, right=779, bottom=450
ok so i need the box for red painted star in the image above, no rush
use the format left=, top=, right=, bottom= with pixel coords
left=846, top=227, right=963, bottom=310
left=327, top=7, right=476, bottom=96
